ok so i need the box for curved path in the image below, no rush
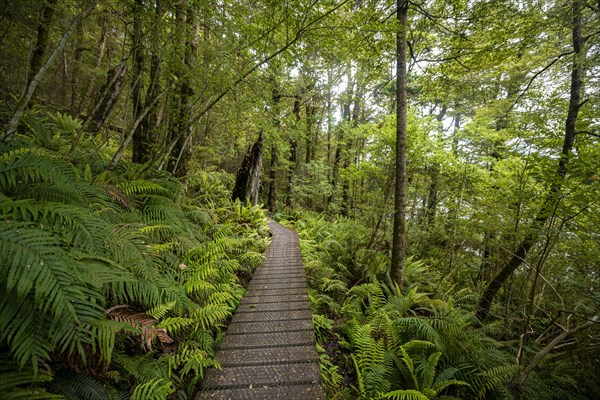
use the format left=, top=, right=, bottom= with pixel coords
left=196, top=221, right=324, bottom=399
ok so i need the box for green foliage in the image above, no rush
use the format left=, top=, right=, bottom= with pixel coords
left=0, top=119, right=269, bottom=397
left=289, top=212, right=582, bottom=400
left=130, top=379, right=174, bottom=400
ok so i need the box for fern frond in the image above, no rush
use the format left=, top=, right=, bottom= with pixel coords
left=158, top=317, right=196, bottom=336
left=0, top=147, right=73, bottom=191
left=117, top=180, right=167, bottom=196
left=350, top=324, right=385, bottom=373
left=148, top=301, right=177, bottom=320
left=0, top=354, right=59, bottom=400
left=192, top=303, right=232, bottom=331
left=106, top=306, right=174, bottom=351
left=379, top=389, right=429, bottom=400
left=0, top=198, right=112, bottom=254
left=0, top=225, right=104, bottom=370
left=419, top=351, right=441, bottom=390
left=166, top=343, right=218, bottom=379
left=357, top=364, right=389, bottom=398
left=391, top=318, right=441, bottom=350
left=476, top=364, right=519, bottom=398
left=130, top=378, right=174, bottom=400
left=90, top=318, right=137, bottom=363
left=113, top=353, right=169, bottom=384
left=50, top=370, right=111, bottom=400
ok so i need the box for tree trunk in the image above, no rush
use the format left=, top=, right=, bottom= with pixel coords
left=27, top=0, right=58, bottom=88
left=130, top=0, right=146, bottom=164
left=515, top=315, right=598, bottom=389
left=267, top=82, right=282, bottom=212
left=424, top=166, right=438, bottom=226
left=326, top=70, right=333, bottom=175
left=391, top=0, right=408, bottom=289
left=286, top=139, right=298, bottom=208
left=341, top=81, right=362, bottom=217
left=84, top=61, right=128, bottom=134
left=79, top=10, right=109, bottom=114
left=136, top=0, right=164, bottom=164
left=4, top=2, right=97, bottom=140
left=338, top=66, right=354, bottom=215
left=305, top=100, right=315, bottom=164
left=69, top=23, right=84, bottom=114
left=232, top=131, right=264, bottom=204
left=286, top=94, right=302, bottom=208
left=108, top=86, right=171, bottom=170
left=268, top=146, right=278, bottom=212
left=168, top=3, right=197, bottom=178
left=476, top=0, right=584, bottom=320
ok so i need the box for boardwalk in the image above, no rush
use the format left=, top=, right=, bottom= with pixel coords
left=196, top=221, right=324, bottom=400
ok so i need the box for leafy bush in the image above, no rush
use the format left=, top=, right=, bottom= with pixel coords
left=0, top=119, right=268, bottom=398
left=286, top=212, right=592, bottom=400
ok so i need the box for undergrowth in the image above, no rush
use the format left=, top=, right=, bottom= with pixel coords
left=275, top=211, right=594, bottom=400
left=0, top=111, right=269, bottom=399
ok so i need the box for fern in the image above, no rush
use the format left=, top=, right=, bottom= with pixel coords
left=0, top=147, right=73, bottom=191
left=50, top=370, right=116, bottom=400
left=148, top=301, right=177, bottom=320
left=113, top=353, right=170, bottom=384
left=158, top=317, right=196, bottom=336
left=130, top=378, right=174, bottom=400
left=379, top=389, right=430, bottom=400
left=391, top=318, right=442, bottom=350
left=475, top=364, right=519, bottom=398
left=0, top=137, right=269, bottom=396
left=166, top=343, right=219, bottom=379
left=0, top=355, right=60, bottom=400
left=117, top=179, right=168, bottom=195
left=193, top=303, right=232, bottom=331
left=0, top=225, right=106, bottom=372
left=106, top=306, right=173, bottom=351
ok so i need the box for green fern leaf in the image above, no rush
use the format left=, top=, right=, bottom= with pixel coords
left=131, top=378, right=174, bottom=400
left=379, top=389, right=429, bottom=400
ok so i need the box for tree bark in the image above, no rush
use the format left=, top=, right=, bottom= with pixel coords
left=84, top=61, right=128, bottom=134
left=169, top=3, right=197, bottom=178
left=515, top=315, right=598, bottom=388
left=268, top=146, right=278, bottom=212
left=79, top=10, right=109, bottom=114
left=107, top=85, right=170, bottom=170
left=4, top=2, right=97, bottom=140
left=130, top=0, right=146, bottom=164
left=476, top=0, right=584, bottom=320
left=286, top=93, right=302, bottom=208
left=232, top=131, right=264, bottom=204
left=368, top=162, right=395, bottom=250
left=391, top=0, right=408, bottom=289
left=69, top=23, right=84, bottom=113
left=27, top=0, right=58, bottom=88
left=286, top=138, right=298, bottom=208
left=341, top=80, right=361, bottom=217
left=136, top=0, right=164, bottom=164
left=334, top=66, right=353, bottom=213
left=267, top=82, right=282, bottom=212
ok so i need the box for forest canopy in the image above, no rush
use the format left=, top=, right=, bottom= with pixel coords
left=1, top=0, right=599, bottom=399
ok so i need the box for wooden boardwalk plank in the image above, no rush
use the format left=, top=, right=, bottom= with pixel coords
left=196, top=221, right=324, bottom=400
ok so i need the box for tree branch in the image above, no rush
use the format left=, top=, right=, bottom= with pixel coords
left=516, top=315, right=599, bottom=388
left=506, top=50, right=574, bottom=115
left=3, top=2, right=97, bottom=140
left=577, top=130, right=600, bottom=138
left=180, top=0, right=351, bottom=133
